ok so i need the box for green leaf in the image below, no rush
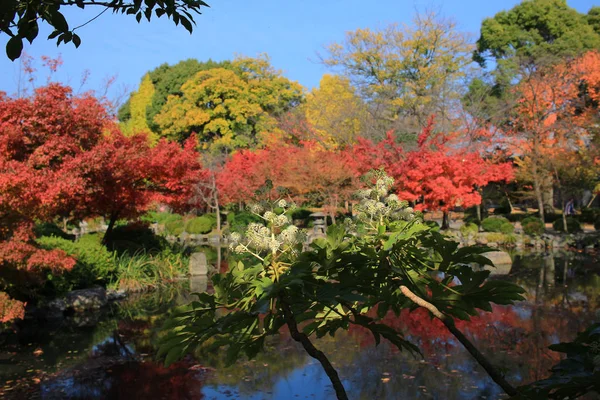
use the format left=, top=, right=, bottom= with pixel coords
left=50, top=12, right=69, bottom=32
left=6, top=37, right=23, bottom=61
left=72, top=34, right=81, bottom=48
left=180, top=15, right=193, bottom=33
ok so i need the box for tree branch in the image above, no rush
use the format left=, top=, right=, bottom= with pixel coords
left=399, top=285, right=518, bottom=397
left=279, top=296, right=348, bottom=400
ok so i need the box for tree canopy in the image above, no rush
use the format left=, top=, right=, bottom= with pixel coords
left=152, top=56, right=304, bottom=153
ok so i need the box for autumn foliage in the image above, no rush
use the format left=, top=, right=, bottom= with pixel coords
left=0, top=83, right=206, bottom=320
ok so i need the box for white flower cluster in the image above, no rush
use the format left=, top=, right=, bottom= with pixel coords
left=354, top=172, right=415, bottom=223
left=263, top=211, right=289, bottom=227
left=228, top=208, right=305, bottom=256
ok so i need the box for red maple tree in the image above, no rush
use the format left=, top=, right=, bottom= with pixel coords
left=0, top=83, right=206, bottom=320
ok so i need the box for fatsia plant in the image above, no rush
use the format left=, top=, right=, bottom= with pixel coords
left=157, top=170, right=525, bottom=400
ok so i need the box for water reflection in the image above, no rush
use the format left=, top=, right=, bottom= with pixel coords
left=0, top=252, right=598, bottom=399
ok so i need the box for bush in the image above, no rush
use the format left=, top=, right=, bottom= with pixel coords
left=34, top=222, right=74, bottom=240
left=37, top=234, right=116, bottom=293
left=459, top=222, right=479, bottom=236
left=543, top=212, right=562, bottom=223
left=186, top=214, right=217, bottom=234
left=163, top=215, right=185, bottom=236
left=227, top=212, right=262, bottom=234
left=481, top=216, right=513, bottom=234
left=109, top=222, right=166, bottom=254
left=579, top=208, right=600, bottom=223
left=521, top=216, right=544, bottom=236
left=553, top=217, right=582, bottom=233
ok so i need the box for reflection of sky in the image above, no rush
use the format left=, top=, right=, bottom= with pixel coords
left=202, top=361, right=337, bottom=400
left=92, top=336, right=135, bottom=357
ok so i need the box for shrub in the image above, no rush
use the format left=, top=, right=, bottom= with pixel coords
left=186, top=214, right=217, bottom=234
left=503, top=234, right=517, bottom=245
left=553, top=217, right=582, bottom=233
left=579, top=208, right=600, bottom=224
left=543, top=212, right=562, bottom=223
left=34, top=222, right=74, bottom=240
left=459, top=222, right=479, bottom=236
left=164, top=215, right=185, bottom=236
left=481, top=216, right=513, bottom=234
left=109, top=222, right=166, bottom=254
left=37, top=234, right=116, bottom=293
left=521, top=216, right=544, bottom=236
left=227, top=212, right=262, bottom=234
left=499, top=222, right=514, bottom=234
left=485, top=232, right=507, bottom=244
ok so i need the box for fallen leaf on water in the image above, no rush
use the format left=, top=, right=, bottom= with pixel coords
left=33, top=348, right=43, bottom=357
left=381, top=378, right=390, bottom=383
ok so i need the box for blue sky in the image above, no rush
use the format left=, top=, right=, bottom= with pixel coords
left=0, top=0, right=596, bottom=100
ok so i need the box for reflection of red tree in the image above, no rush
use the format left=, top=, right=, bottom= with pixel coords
left=346, top=303, right=588, bottom=384
left=111, top=360, right=206, bottom=400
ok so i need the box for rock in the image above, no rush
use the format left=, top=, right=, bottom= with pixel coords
left=476, top=236, right=488, bottom=245
left=106, top=289, right=127, bottom=301
left=482, top=251, right=513, bottom=268
left=180, top=232, right=190, bottom=242
left=189, top=252, right=208, bottom=276
left=190, top=275, right=208, bottom=293
left=65, top=287, right=107, bottom=312
left=487, top=242, right=499, bottom=249
left=46, top=298, right=67, bottom=318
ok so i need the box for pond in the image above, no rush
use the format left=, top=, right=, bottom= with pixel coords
left=1, top=251, right=599, bottom=400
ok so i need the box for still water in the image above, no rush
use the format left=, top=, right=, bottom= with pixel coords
left=1, top=251, right=599, bottom=399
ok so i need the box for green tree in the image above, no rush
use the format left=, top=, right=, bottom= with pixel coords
left=589, top=6, right=600, bottom=35
left=1, top=0, right=209, bottom=60
left=322, top=10, right=473, bottom=137
left=154, top=55, right=304, bottom=153
left=143, top=58, right=231, bottom=132
left=474, top=0, right=600, bottom=86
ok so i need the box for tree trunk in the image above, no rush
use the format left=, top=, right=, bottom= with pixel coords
left=533, top=176, right=545, bottom=225
left=102, top=212, right=119, bottom=246
left=215, top=196, right=221, bottom=240
left=441, top=211, right=450, bottom=230
left=280, top=298, right=348, bottom=400
left=476, top=203, right=481, bottom=223
left=504, top=191, right=514, bottom=214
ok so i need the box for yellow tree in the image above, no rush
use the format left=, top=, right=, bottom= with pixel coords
left=119, top=74, right=158, bottom=145
left=154, top=55, right=304, bottom=154
left=304, top=74, right=366, bottom=148
left=322, top=10, right=473, bottom=137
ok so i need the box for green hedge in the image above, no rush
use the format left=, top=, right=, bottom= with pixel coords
left=481, top=216, right=514, bottom=234
left=553, top=217, right=582, bottom=233
left=227, top=212, right=262, bottom=234
left=186, top=214, right=217, bottom=234
left=521, top=216, right=544, bottom=236
left=37, top=234, right=116, bottom=293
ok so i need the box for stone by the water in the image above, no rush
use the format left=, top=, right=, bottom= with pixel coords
left=189, top=252, right=208, bottom=276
